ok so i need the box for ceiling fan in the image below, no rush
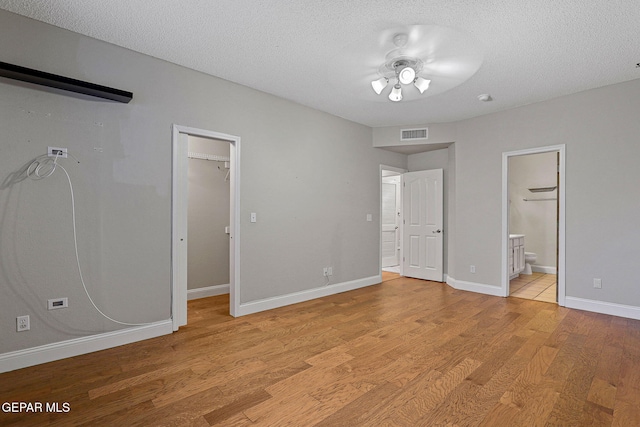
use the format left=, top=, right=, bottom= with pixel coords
left=329, top=24, right=484, bottom=103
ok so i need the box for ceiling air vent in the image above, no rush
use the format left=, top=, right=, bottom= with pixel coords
left=401, top=128, right=428, bottom=141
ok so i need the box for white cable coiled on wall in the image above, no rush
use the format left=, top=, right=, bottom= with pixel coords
left=27, top=153, right=155, bottom=327
left=26, top=155, right=59, bottom=180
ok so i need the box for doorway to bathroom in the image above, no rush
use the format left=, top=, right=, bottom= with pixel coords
left=501, top=145, right=565, bottom=306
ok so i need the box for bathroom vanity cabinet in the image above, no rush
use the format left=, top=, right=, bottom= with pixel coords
left=509, top=234, right=525, bottom=279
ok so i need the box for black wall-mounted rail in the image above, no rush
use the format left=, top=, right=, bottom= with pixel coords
left=0, top=61, right=133, bottom=103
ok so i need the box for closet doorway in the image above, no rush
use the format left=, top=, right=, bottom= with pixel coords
left=186, top=136, right=231, bottom=300
left=171, top=125, right=241, bottom=330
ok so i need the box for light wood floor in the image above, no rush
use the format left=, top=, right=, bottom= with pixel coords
left=510, top=272, right=557, bottom=303
left=2, top=275, right=639, bottom=426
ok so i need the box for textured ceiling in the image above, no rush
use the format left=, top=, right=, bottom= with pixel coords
left=1, top=0, right=639, bottom=128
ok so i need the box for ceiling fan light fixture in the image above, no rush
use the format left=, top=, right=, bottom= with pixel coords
left=371, top=77, right=389, bottom=95
left=414, top=77, right=431, bottom=94
left=389, top=84, right=402, bottom=102
left=398, top=66, right=416, bottom=85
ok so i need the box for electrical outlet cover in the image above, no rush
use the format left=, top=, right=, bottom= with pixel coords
left=17, top=315, right=30, bottom=332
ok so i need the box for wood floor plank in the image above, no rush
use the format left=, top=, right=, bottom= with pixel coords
left=446, top=349, right=536, bottom=427
left=499, top=344, right=558, bottom=409
left=312, top=381, right=401, bottom=426
left=202, top=389, right=271, bottom=425
left=378, top=357, right=482, bottom=425
left=2, top=276, right=640, bottom=426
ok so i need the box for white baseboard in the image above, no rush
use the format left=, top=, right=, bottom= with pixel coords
left=187, top=284, right=230, bottom=300
left=446, top=276, right=504, bottom=297
left=532, top=265, right=557, bottom=274
left=0, top=320, right=173, bottom=374
left=565, top=296, right=640, bottom=320
left=236, top=275, right=381, bottom=316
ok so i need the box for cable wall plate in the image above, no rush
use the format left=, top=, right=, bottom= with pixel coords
left=48, top=298, right=68, bottom=310
left=48, top=147, right=68, bottom=158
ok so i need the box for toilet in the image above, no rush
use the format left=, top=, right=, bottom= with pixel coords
left=523, top=252, right=537, bottom=275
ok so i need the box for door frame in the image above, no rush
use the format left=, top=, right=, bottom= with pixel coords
left=501, top=144, right=565, bottom=305
left=380, top=165, right=407, bottom=276
left=171, top=124, right=241, bottom=329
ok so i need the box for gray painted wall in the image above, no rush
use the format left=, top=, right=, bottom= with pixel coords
left=454, top=78, right=640, bottom=306
left=0, top=10, right=406, bottom=354
left=187, top=136, right=230, bottom=290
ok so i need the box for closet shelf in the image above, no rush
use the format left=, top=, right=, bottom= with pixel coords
left=528, top=186, right=557, bottom=193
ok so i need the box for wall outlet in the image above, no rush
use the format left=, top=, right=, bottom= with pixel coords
left=323, top=268, right=329, bottom=277
left=593, top=278, right=602, bottom=289
left=48, top=297, right=68, bottom=310
left=470, top=265, right=476, bottom=273
left=327, top=267, right=333, bottom=276
left=17, top=315, right=30, bottom=332
left=48, top=146, right=68, bottom=158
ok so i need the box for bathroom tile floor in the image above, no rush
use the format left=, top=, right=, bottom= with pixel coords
left=509, top=272, right=557, bottom=303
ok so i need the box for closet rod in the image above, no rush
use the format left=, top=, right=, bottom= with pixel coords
left=187, top=152, right=230, bottom=162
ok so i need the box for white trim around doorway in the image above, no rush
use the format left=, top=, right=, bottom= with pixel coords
left=501, top=144, right=566, bottom=305
left=171, top=124, right=241, bottom=329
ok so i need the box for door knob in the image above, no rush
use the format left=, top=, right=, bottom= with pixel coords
left=395, top=226, right=398, bottom=230
left=432, top=229, right=442, bottom=234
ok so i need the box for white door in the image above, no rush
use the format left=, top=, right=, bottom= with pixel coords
left=402, top=169, right=443, bottom=282
left=382, top=177, right=401, bottom=267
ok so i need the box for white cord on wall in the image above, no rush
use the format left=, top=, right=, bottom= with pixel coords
left=27, top=153, right=155, bottom=326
